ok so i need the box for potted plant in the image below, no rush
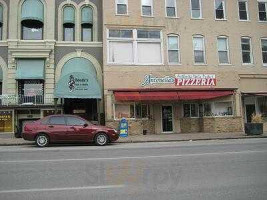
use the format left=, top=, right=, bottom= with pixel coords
left=245, top=113, right=263, bottom=135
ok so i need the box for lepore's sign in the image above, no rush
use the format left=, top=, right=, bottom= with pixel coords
left=141, top=74, right=216, bottom=87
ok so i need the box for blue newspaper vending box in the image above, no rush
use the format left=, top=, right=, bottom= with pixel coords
left=119, top=118, right=128, bottom=137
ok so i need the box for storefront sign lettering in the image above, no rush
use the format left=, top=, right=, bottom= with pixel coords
left=69, top=75, right=89, bottom=92
left=141, top=74, right=216, bottom=87
left=141, top=74, right=175, bottom=86
left=0, top=111, right=13, bottom=132
left=175, top=74, right=216, bottom=86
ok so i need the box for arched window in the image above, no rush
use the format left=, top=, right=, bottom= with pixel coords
left=63, top=6, right=75, bottom=41
left=81, top=6, right=93, bottom=42
left=0, top=4, right=3, bottom=40
left=21, top=0, right=44, bottom=40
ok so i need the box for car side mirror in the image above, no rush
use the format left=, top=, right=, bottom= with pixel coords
left=83, top=123, right=88, bottom=127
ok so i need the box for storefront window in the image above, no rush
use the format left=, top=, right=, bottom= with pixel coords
left=0, top=111, right=13, bottom=132
left=213, top=102, right=233, bottom=116
left=183, top=104, right=199, bottom=117
left=258, top=97, right=267, bottom=121
left=114, top=103, right=149, bottom=119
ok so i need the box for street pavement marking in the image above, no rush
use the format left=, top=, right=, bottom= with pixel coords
left=0, top=185, right=125, bottom=194
left=0, top=150, right=266, bottom=164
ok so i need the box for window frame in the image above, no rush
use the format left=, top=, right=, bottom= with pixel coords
left=217, top=36, right=230, bottom=65
left=113, top=103, right=150, bottom=120
left=192, top=35, right=206, bottom=65
left=190, top=0, right=203, bottom=19
left=261, top=38, right=267, bottom=66
left=214, top=0, right=226, bottom=20
left=238, top=0, right=249, bottom=21
left=115, top=0, right=128, bottom=15
left=167, top=34, right=181, bottom=65
left=141, top=0, right=153, bottom=17
left=258, top=1, right=267, bottom=22
left=183, top=103, right=200, bottom=118
left=241, top=36, right=253, bottom=65
left=165, top=0, right=177, bottom=18
left=107, top=28, right=163, bottom=65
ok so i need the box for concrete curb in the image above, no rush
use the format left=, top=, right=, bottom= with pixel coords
left=0, top=135, right=266, bottom=146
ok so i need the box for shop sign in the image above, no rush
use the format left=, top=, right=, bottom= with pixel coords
left=68, top=75, right=89, bottom=92
left=141, top=74, right=175, bottom=87
left=119, top=118, right=128, bottom=137
left=175, top=74, right=216, bottom=86
left=141, top=74, right=216, bottom=87
left=0, top=111, right=13, bottom=132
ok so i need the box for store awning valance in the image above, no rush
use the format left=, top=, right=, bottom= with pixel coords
left=55, top=57, right=101, bottom=99
left=21, top=0, right=44, bottom=23
left=63, top=6, right=75, bottom=24
left=0, top=5, right=3, bottom=23
left=81, top=6, right=93, bottom=24
left=114, top=90, right=234, bottom=101
left=16, top=59, right=45, bottom=80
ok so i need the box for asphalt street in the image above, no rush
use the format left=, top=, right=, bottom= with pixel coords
left=0, top=138, right=267, bottom=200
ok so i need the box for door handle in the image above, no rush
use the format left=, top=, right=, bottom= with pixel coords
left=48, top=125, right=54, bottom=128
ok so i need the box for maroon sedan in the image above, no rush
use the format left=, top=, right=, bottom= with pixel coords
left=22, top=115, right=119, bottom=147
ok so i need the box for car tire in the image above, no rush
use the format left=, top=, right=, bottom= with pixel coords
left=95, top=133, right=108, bottom=146
left=35, top=134, right=49, bottom=147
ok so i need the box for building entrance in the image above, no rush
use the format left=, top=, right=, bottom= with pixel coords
left=64, top=99, right=98, bottom=122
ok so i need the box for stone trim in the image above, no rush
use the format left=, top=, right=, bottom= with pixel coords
left=0, top=55, right=8, bottom=94
left=0, top=0, right=8, bottom=41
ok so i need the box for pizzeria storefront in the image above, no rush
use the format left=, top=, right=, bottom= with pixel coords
left=105, top=74, right=243, bottom=135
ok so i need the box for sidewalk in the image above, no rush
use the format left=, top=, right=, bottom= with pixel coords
left=0, top=132, right=267, bottom=146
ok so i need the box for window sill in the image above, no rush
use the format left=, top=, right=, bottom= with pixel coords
left=215, top=19, right=227, bottom=21
left=141, top=15, right=154, bottom=18
left=239, top=19, right=250, bottom=22
left=242, top=63, right=254, bottom=67
left=166, top=16, right=179, bottom=19
left=193, top=63, right=207, bottom=66
left=258, top=21, right=267, bottom=23
left=191, top=18, right=204, bottom=20
left=218, top=63, right=232, bottom=66
left=115, top=14, right=129, bottom=17
left=107, top=63, right=164, bottom=66
left=168, top=63, right=182, bottom=66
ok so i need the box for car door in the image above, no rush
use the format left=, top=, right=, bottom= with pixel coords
left=66, top=116, right=93, bottom=142
left=47, top=116, right=68, bottom=141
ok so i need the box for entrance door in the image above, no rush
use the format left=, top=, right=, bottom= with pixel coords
left=162, top=106, right=173, bottom=132
left=246, top=104, right=256, bottom=123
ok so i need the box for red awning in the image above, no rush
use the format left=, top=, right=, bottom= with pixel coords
left=114, top=90, right=234, bottom=101
left=177, top=91, right=234, bottom=100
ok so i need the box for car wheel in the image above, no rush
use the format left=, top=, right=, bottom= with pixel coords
left=35, top=134, right=49, bottom=147
left=95, top=133, right=108, bottom=146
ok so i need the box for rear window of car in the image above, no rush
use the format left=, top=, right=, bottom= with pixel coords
left=66, top=116, right=86, bottom=126
left=49, top=116, right=66, bottom=125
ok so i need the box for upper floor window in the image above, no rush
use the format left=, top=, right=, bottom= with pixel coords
left=215, top=0, right=226, bottom=20
left=116, top=0, right=128, bottom=15
left=258, top=1, right=267, bottom=21
left=81, top=6, right=93, bottom=42
left=166, top=0, right=177, bottom=17
left=191, top=0, right=202, bottom=19
left=0, top=4, right=3, bottom=40
left=107, top=29, right=162, bottom=65
left=168, top=35, right=180, bottom=64
left=193, top=35, right=206, bottom=64
left=217, top=36, right=230, bottom=64
left=261, top=38, right=267, bottom=65
left=241, top=37, right=253, bottom=64
left=21, top=0, right=44, bottom=40
left=238, top=0, right=249, bottom=21
left=63, top=6, right=75, bottom=41
left=141, top=0, right=153, bottom=16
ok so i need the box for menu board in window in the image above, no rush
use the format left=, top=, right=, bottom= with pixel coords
left=0, top=111, right=13, bottom=132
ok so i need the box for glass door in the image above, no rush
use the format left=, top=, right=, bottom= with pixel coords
left=162, top=106, right=173, bottom=132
